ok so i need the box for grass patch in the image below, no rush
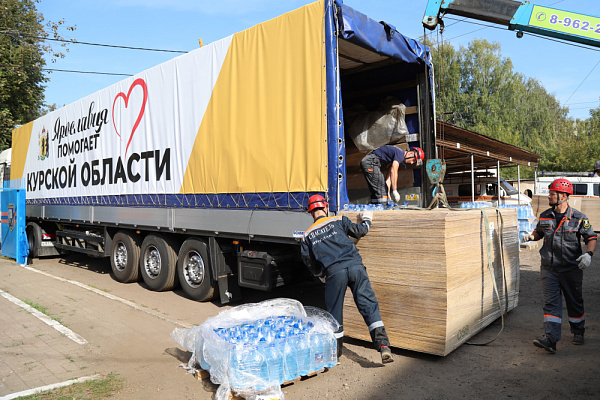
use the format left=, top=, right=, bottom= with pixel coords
left=15, top=372, right=124, bottom=399
left=4, top=340, right=23, bottom=348
left=23, top=299, right=63, bottom=325
left=87, top=285, right=110, bottom=293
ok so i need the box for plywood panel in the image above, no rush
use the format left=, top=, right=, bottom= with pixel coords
left=340, top=208, right=519, bottom=356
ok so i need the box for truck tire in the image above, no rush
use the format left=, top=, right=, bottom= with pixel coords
left=140, top=234, right=178, bottom=291
left=177, top=238, right=216, bottom=302
left=26, top=222, right=42, bottom=259
left=110, top=231, right=141, bottom=283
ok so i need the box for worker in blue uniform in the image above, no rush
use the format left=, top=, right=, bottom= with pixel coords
left=300, top=194, right=393, bottom=364
left=522, top=178, right=597, bottom=353
left=360, top=145, right=424, bottom=204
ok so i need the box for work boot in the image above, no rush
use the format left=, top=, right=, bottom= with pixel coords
left=380, top=345, right=394, bottom=364
left=533, top=336, right=556, bottom=353
left=369, top=326, right=391, bottom=351
left=572, top=334, right=584, bottom=345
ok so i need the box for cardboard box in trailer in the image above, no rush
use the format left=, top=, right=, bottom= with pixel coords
left=10, top=0, right=436, bottom=305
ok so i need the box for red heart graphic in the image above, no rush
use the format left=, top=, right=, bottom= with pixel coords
left=112, top=78, right=148, bottom=156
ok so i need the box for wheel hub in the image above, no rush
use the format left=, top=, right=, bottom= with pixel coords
left=184, top=251, right=205, bottom=288
left=113, top=242, right=128, bottom=271
left=144, top=246, right=161, bottom=278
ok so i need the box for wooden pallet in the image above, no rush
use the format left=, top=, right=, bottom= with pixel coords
left=282, top=368, right=325, bottom=386
left=194, top=367, right=327, bottom=398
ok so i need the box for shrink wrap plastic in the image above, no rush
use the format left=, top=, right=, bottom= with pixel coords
left=171, top=298, right=339, bottom=400
left=346, top=97, right=409, bottom=152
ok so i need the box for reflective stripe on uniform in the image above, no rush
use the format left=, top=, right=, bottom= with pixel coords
left=568, top=314, right=585, bottom=323
left=368, top=321, right=384, bottom=331
left=544, top=314, right=561, bottom=323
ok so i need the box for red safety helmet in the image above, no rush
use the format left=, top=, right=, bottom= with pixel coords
left=410, top=146, right=425, bottom=162
left=548, top=178, right=573, bottom=195
left=307, top=194, right=328, bottom=212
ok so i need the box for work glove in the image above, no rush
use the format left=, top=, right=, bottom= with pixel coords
left=359, top=210, right=373, bottom=223
left=576, top=253, right=592, bottom=270
left=521, top=233, right=535, bottom=243
left=392, top=190, right=401, bottom=203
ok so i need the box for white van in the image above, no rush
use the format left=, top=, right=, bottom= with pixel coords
left=0, top=148, right=10, bottom=184
left=536, top=175, right=600, bottom=198
left=443, top=176, right=532, bottom=207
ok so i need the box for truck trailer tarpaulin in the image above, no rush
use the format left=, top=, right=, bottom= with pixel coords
left=10, top=0, right=436, bottom=304
left=11, top=0, right=434, bottom=214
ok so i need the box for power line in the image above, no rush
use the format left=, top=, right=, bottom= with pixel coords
left=44, top=67, right=132, bottom=77
left=0, top=29, right=188, bottom=53
left=0, top=63, right=132, bottom=77
left=568, top=100, right=600, bottom=106
left=564, top=58, right=600, bottom=105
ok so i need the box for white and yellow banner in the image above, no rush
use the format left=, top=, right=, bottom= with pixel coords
left=12, top=0, right=327, bottom=205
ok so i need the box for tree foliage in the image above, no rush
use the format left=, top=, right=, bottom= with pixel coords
left=0, top=0, right=75, bottom=150
left=426, top=37, right=599, bottom=177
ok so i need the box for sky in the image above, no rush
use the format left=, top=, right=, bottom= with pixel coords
left=36, top=0, right=600, bottom=121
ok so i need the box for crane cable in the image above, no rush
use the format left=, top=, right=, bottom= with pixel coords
left=425, top=24, right=508, bottom=346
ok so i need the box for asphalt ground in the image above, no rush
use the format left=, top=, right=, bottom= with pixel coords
left=1, top=245, right=600, bottom=399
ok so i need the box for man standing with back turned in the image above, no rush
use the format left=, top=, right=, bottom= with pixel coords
left=522, top=178, right=597, bottom=353
left=300, top=194, right=393, bottom=364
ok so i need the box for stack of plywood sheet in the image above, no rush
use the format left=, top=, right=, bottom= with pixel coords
left=340, top=207, right=519, bottom=356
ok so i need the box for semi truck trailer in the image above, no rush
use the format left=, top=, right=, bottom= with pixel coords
left=11, top=0, right=436, bottom=304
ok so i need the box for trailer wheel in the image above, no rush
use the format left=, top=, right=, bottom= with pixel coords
left=110, top=231, right=141, bottom=283
left=140, top=234, right=178, bottom=291
left=177, top=239, right=216, bottom=302
left=26, top=222, right=42, bottom=259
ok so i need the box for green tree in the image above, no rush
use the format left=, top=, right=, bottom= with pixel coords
left=0, top=0, right=75, bottom=150
left=426, top=37, right=599, bottom=176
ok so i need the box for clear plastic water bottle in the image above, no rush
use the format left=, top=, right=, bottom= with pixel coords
left=240, top=330, right=250, bottom=345
left=195, top=333, right=211, bottom=371
left=293, top=319, right=304, bottom=330
left=263, top=317, right=275, bottom=330
left=238, top=344, right=268, bottom=391
left=309, top=329, right=325, bottom=372
left=279, top=333, right=298, bottom=382
left=294, top=330, right=311, bottom=376
left=259, top=339, right=284, bottom=387
left=215, top=327, right=227, bottom=340
left=229, top=344, right=246, bottom=391
left=322, top=332, right=337, bottom=368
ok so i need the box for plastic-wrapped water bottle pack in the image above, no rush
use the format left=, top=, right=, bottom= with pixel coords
left=498, top=204, right=537, bottom=244
left=459, top=201, right=494, bottom=209
left=171, top=298, right=339, bottom=400
left=343, top=203, right=398, bottom=211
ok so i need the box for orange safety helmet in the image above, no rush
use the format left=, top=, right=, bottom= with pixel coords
left=410, top=146, right=425, bottom=162
left=307, top=194, right=328, bottom=212
left=548, top=178, right=573, bottom=195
